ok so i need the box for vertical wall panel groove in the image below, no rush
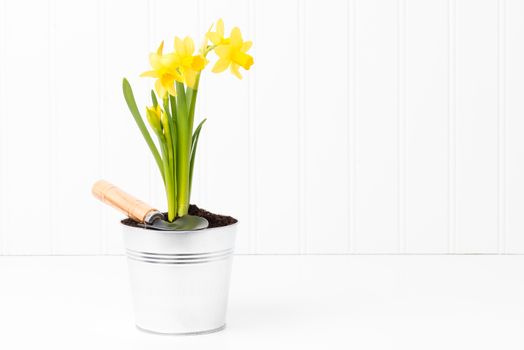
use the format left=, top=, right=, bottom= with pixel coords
left=447, top=0, right=457, bottom=253
left=0, top=0, right=6, bottom=254
left=97, top=0, right=105, bottom=255
left=406, top=0, right=448, bottom=253
left=304, top=0, right=349, bottom=253
left=146, top=0, right=153, bottom=207
left=396, top=0, right=407, bottom=253
left=196, top=0, right=202, bottom=37
left=297, top=0, right=306, bottom=254
left=148, top=0, right=162, bottom=209
left=506, top=0, right=524, bottom=253
left=102, top=0, right=149, bottom=254
left=5, top=0, right=52, bottom=254
left=497, top=0, right=507, bottom=254
left=346, top=0, right=356, bottom=254
left=147, top=0, right=153, bottom=207
left=48, top=0, right=56, bottom=254
left=195, top=0, right=207, bottom=210
left=354, top=0, right=398, bottom=253
left=255, top=0, right=300, bottom=253
left=53, top=0, right=100, bottom=254
left=196, top=0, right=205, bottom=216
left=247, top=0, right=257, bottom=254
left=348, top=0, right=357, bottom=254
left=455, top=0, right=499, bottom=253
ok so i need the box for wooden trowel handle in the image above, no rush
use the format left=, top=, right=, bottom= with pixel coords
left=92, top=180, right=159, bottom=223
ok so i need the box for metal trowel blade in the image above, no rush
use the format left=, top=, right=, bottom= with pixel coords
left=141, top=215, right=209, bottom=231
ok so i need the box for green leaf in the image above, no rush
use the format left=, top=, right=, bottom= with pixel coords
left=122, top=78, right=165, bottom=183
left=158, top=139, right=176, bottom=221
left=186, top=86, right=193, bottom=107
left=189, top=118, right=206, bottom=196
left=186, top=74, right=201, bottom=136
left=151, top=90, right=158, bottom=107
left=174, top=82, right=191, bottom=217
left=163, top=96, right=171, bottom=119
left=171, top=123, right=177, bottom=212
left=175, top=82, right=188, bottom=121
left=165, top=97, right=177, bottom=212
left=169, top=95, right=177, bottom=124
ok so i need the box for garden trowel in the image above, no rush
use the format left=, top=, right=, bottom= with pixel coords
left=92, top=180, right=208, bottom=231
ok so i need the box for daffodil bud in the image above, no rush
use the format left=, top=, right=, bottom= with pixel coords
left=160, top=109, right=170, bottom=134
left=146, top=105, right=163, bottom=135
left=159, top=107, right=173, bottom=147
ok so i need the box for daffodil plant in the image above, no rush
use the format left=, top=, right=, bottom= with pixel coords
left=123, top=19, right=253, bottom=222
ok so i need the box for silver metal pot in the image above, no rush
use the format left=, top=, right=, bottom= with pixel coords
left=122, top=221, right=237, bottom=335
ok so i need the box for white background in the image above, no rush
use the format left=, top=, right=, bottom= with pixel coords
left=1, top=0, right=524, bottom=255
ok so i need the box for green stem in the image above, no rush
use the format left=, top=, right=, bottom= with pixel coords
left=203, top=44, right=218, bottom=57
left=169, top=95, right=178, bottom=213
left=175, top=81, right=191, bottom=217
left=187, top=73, right=201, bottom=134
left=162, top=98, right=176, bottom=220
left=151, top=90, right=158, bottom=107
left=159, top=141, right=176, bottom=221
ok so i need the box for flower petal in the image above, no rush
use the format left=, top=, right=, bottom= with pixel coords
left=241, top=40, right=252, bottom=52
left=184, top=36, right=195, bottom=55
left=174, top=36, right=186, bottom=56
left=155, top=79, right=166, bottom=98
left=156, top=41, right=164, bottom=55
left=184, top=69, right=197, bottom=87
left=149, top=53, right=163, bottom=70
left=140, top=70, right=158, bottom=78
left=160, top=53, right=177, bottom=67
left=212, top=58, right=230, bottom=73
left=230, top=27, right=242, bottom=47
left=207, top=32, right=222, bottom=45
left=199, top=33, right=209, bottom=53
left=214, top=45, right=230, bottom=59
left=167, top=84, right=177, bottom=96
left=230, top=63, right=242, bottom=79
left=217, top=18, right=224, bottom=36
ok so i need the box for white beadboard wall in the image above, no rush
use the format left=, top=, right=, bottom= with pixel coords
left=0, top=0, right=523, bottom=255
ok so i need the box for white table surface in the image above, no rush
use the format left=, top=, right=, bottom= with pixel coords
left=0, top=255, right=523, bottom=350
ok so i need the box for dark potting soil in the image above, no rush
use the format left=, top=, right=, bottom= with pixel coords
left=187, top=205, right=238, bottom=228
left=121, top=204, right=237, bottom=229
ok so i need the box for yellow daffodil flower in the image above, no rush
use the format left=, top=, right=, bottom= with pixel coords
left=172, top=36, right=206, bottom=88
left=141, top=41, right=181, bottom=97
left=212, top=27, right=253, bottom=79
left=146, top=105, right=163, bottom=135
